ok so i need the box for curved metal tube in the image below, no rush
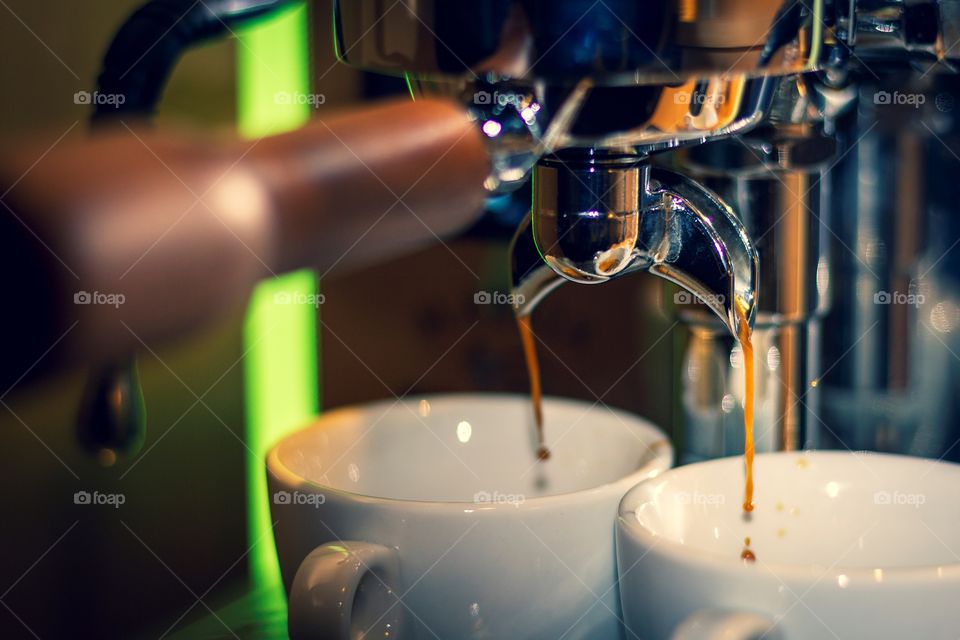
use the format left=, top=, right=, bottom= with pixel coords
left=510, top=159, right=758, bottom=337
left=93, top=0, right=292, bottom=124
left=81, top=0, right=296, bottom=460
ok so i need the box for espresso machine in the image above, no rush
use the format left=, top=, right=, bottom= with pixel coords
left=7, top=0, right=953, bottom=491
left=332, top=0, right=960, bottom=463
left=3, top=1, right=960, bottom=638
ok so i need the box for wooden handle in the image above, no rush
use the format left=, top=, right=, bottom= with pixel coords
left=0, top=97, right=488, bottom=381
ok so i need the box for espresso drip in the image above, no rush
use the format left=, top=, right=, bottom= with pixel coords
left=735, top=298, right=756, bottom=513
left=517, top=316, right=551, bottom=461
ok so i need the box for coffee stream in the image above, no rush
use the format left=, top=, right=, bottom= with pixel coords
left=517, top=316, right=551, bottom=461
left=735, top=297, right=756, bottom=514
left=517, top=295, right=755, bottom=523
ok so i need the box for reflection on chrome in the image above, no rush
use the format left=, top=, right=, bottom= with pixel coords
left=457, top=420, right=473, bottom=444
left=418, top=399, right=431, bottom=417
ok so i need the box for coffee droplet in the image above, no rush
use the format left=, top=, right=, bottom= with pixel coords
left=536, top=445, right=551, bottom=461
left=740, top=537, right=756, bottom=563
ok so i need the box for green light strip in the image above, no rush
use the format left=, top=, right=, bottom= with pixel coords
left=404, top=72, right=417, bottom=101
left=237, top=1, right=319, bottom=591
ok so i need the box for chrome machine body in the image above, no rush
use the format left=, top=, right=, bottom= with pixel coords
left=333, top=1, right=960, bottom=460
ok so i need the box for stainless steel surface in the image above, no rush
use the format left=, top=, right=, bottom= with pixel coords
left=818, top=77, right=960, bottom=457
left=677, top=321, right=822, bottom=460
left=332, top=0, right=960, bottom=193
left=510, top=156, right=758, bottom=337
left=676, top=115, right=835, bottom=456
left=413, top=74, right=778, bottom=192
left=485, top=2, right=960, bottom=463
left=334, top=1, right=960, bottom=464
left=334, top=0, right=814, bottom=190
left=334, top=0, right=826, bottom=84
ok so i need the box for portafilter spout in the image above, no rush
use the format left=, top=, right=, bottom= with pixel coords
left=510, top=152, right=758, bottom=337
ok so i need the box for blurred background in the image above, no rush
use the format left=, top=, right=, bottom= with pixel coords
left=0, top=2, right=673, bottom=637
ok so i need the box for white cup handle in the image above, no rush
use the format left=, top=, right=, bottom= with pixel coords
left=671, top=608, right=781, bottom=640
left=288, top=541, right=403, bottom=640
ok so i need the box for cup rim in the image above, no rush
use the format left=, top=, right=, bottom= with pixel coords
left=267, top=392, right=673, bottom=512
left=617, top=450, right=960, bottom=584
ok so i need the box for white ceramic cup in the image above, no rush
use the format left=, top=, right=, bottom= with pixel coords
left=616, top=451, right=960, bottom=640
left=267, top=393, right=672, bottom=639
